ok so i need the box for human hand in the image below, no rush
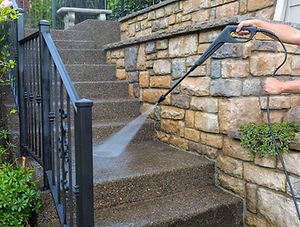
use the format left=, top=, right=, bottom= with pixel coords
left=236, top=20, right=256, bottom=35
left=264, top=78, right=283, bottom=95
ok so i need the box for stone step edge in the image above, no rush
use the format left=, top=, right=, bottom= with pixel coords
left=94, top=185, right=243, bottom=226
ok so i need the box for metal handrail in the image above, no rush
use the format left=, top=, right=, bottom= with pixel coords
left=41, top=30, right=79, bottom=110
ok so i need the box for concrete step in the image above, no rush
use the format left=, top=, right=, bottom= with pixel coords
left=58, top=49, right=106, bottom=64
left=74, top=81, right=129, bottom=100
left=95, top=185, right=243, bottom=227
left=65, top=64, right=116, bottom=82
left=93, top=118, right=155, bottom=144
left=24, top=29, right=94, bottom=41
left=68, top=19, right=120, bottom=46
left=92, top=98, right=140, bottom=122
left=93, top=140, right=216, bottom=210
left=54, top=40, right=98, bottom=50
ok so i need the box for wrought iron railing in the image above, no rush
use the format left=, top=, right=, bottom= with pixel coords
left=5, top=5, right=94, bottom=226
left=14, top=0, right=166, bottom=29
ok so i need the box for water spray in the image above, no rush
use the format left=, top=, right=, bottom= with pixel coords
left=157, top=25, right=300, bottom=221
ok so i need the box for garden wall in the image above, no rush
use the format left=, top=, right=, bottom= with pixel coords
left=104, top=0, right=300, bottom=226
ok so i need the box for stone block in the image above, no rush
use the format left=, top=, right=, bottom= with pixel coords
left=210, top=79, right=242, bottom=97
left=195, top=112, right=219, bottom=133
left=218, top=173, right=246, bottom=197
left=288, top=175, right=300, bottom=199
left=184, top=128, right=200, bottom=142
left=155, top=8, right=165, bottom=18
left=248, top=0, right=275, bottom=11
left=153, top=60, right=171, bottom=75
left=139, top=71, right=149, bottom=88
left=262, top=110, right=286, bottom=123
left=116, top=69, right=128, bottom=80
left=181, top=77, right=210, bottom=96
left=257, top=188, right=300, bottom=227
left=223, top=137, right=251, bottom=161
left=185, top=110, right=195, bottom=128
left=156, top=39, right=168, bottom=50
left=116, top=59, right=125, bottom=68
left=254, top=154, right=276, bottom=168
left=169, top=34, right=198, bottom=57
left=172, top=59, right=186, bottom=80
left=125, top=47, right=138, bottom=71
left=242, top=78, right=262, bottom=96
left=277, top=152, right=300, bottom=176
left=128, top=84, right=134, bottom=97
left=210, top=59, right=221, bottom=79
left=190, top=97, right=218, bottom=113
left=111, top=49, right=124, bottom=58
left=291, top=96, right=300, bottom=107
left=292, top=56, right=300, bottom=76
left=188, top=65, right=206, bottom=77
left=146, top=41, right=156, bottom=54
left=260, top=96, right=291, bottom=110
left=189, top=141, right=218, bottom=159
left=141, top=89, right=170, bottom=104
left=136, top=44, right=146, bottom=70
left=250, top=53, right=292, bottom=76
left=150, top=76, right=172, bottom=88
left=120, top=22, right=129, bottom=32
left=161, top=106, right=185, bottom=120
left=168, top=15, right=176, bottom=25
left=246, top=183, right=258, bottom=214
left=161, top=119, right=184, bottom=136
left=159, top=18, right=168, bottom=29
left=217, top=155, right=243, bottom=178
left=199, top=30, right=221, bottom=43
left=128, top=23, right=136, bottom=37
left=183, top=0, right=202, bottom=14
left=244, top=163, right=285, bottom=191
left=221, top=59, right=249, bottom=78
left=192, top=9, right=210, bottom=23
left=170, top=135, right=188, bottom=150
left=156, top=131, right=170, bottom=143
left=171, top=94, right=190, bottom=109
left=201, top=132, right=223, bottom=148
left=219, top=98, right=262, bottom=133
left=128, top=71, right=139, bottom=83
left=157, top=50, right=168, bottom=58
left=140, top=102, right=159, bottom=119
left=245, top=212, right=267, bottom=227
left=283, top=106, right=300, bottom=122
left=213, top=43, right=242, bottom=58
left=216, top=1, right=238, bottom=19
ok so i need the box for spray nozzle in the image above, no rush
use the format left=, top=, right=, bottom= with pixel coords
left=158, top=94, right=166, bottom=104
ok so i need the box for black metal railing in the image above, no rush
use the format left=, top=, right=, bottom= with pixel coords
left=13, top=0, right=166, bottom=29
left=10, top=7, right=94, bottom=227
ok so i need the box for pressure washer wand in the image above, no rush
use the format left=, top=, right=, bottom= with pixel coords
left=157, top=25, right=258, bottom=104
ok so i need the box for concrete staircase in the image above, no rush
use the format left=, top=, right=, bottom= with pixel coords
left=30, top=20, right=243, bottom=226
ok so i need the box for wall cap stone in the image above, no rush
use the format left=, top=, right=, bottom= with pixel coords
left=118, top=0, right=179, bottom=23
left=104, top=15, right=251, bottom=50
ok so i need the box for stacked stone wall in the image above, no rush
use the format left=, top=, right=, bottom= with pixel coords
left=105, top=0, right=300, bottom=226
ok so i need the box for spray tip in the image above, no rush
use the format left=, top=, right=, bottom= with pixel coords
left=157, top=95, right=166, bottom=104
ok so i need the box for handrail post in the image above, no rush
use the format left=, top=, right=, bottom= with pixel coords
left=17, top=9, right=26, bottom=157
left=75, top=99, right=94, bottom=227
left=39, top=20, right=52, bottom=189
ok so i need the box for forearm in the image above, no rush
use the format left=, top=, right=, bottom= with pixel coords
left=237, top=19, right=300, bottom=45
left=281, top=80, right=300, bottom=93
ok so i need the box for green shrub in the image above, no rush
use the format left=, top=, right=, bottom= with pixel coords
left=240, top=121, right=300, bottom=159
left=0, top=130, right=42, bottom=226
left=0, top=162, right=42, bottom=226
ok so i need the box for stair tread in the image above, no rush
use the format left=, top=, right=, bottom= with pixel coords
left=93, top=140, right=212, bottom=184
left=95, top=185, right=243, bottom=227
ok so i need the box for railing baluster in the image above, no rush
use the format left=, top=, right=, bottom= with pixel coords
left=32, top=37, right=38, bottom=156
left=67, top=95, right=73, bottom=227
left=40, top=20, right=52, bottom=189
left=75, top=99, right=94, bottom=227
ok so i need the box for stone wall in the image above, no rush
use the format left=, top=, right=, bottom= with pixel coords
left=104, top=0, right=300, bottom=226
